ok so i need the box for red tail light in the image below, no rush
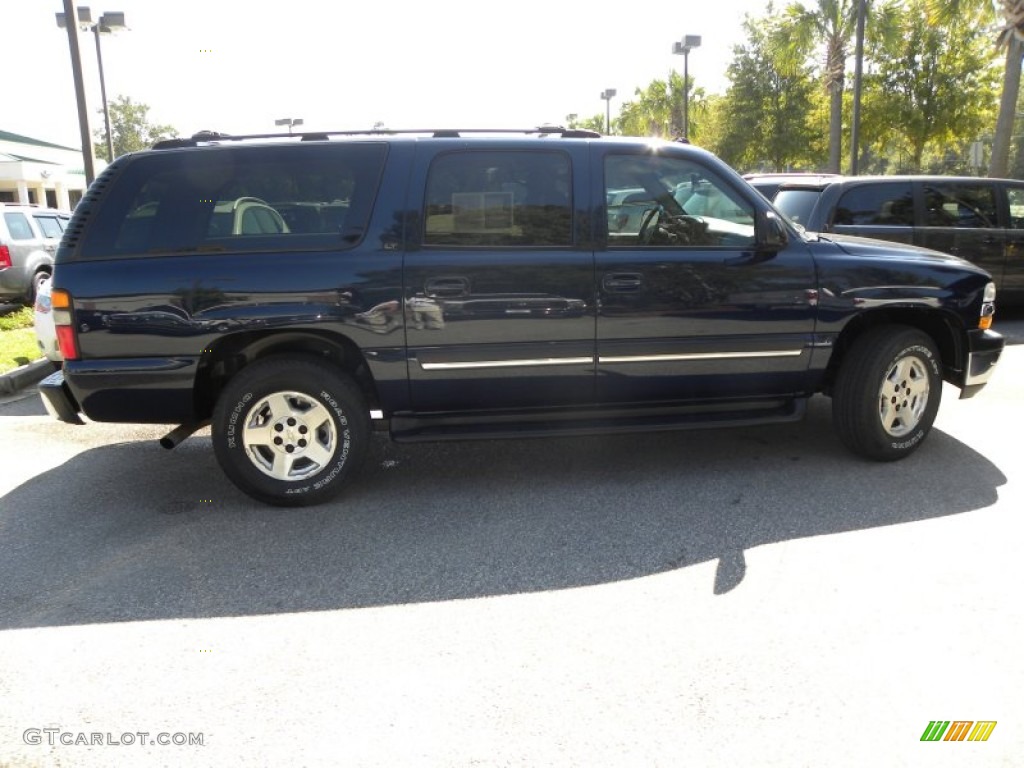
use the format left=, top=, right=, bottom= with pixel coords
left=51, top=289, right=80, bottom=360
left=0, top=245, right=12, bottom=269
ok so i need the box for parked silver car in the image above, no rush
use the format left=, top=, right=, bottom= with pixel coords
left=0, top=203, right=71, bottom=304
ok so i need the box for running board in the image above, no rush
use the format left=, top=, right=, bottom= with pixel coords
left=390, top=397, right=807, bottom=442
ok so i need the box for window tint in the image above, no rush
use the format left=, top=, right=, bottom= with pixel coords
left=80, top=144, right=387, bottom=258
left=833, top=183, right=914, bottom=226
left=3, top=212, right=35, bottom=240
left=923, top=183, right=996, bottom=228
left=33, top=214, right=64, bottom=239
left=424, top=150, right=572, bottom=247
left=773, top=188, right=821, bottom=226
left=605, top=154, right=754, bottom=247
left=1007, top=186, right=1024, bottom=230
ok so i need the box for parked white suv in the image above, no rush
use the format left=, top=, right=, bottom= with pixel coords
left=0, top=203, right=71, bottom=304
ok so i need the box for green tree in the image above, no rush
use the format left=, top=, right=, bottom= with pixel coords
left=93, top=95, right=177, bottom=161
left=926, top=0, right=1021, bottom=176
left=617, top=71, right=706, bottom=139
left=868, top=0, right=998, bottom=171
left=713, top=10, right=822, bottom=170
left=573, top=113, right=607, bottom=134
left=779, top=0, right=861, bottom=172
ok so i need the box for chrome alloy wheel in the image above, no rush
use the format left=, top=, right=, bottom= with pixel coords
left=877, top=355, right=930, bottom=438
left=242, top=391, right=337, bottom=481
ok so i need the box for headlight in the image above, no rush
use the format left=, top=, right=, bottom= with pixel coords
left=979, top=282, right=996, bottom=330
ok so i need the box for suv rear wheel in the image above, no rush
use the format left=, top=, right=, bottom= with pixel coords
left=832, top=326, right=941, bottom=461
left=212, top=355, right=369, bottom=506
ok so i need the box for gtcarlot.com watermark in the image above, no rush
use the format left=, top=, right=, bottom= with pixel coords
left=23, top=727, right=204, bottom=747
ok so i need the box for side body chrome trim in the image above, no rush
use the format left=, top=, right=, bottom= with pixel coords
left=420, top=357, right=593, bottom=371
left=598, top=350, right=804, bottom=364
left=420, top=349, right=805, bottom=370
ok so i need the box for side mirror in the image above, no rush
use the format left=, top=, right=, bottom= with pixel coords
left=756, top=210, right=788, bottom=251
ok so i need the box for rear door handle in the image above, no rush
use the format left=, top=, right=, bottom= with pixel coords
left=602, top=272, right=643, bottom=292
left=424, top=276, right=470, bottom=298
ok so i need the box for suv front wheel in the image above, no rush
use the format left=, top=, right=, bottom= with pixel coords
left=212, top=355, right=369, bottom=506
left=832, top=326, right=942, bottom=461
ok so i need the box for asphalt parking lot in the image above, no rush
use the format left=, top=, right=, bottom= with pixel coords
left=0, top=316, right=1021, bottom=767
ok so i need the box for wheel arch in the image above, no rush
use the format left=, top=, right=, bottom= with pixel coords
left=193, top=330, right=381, bottom=420
left=822, top=308, right=963, bottom=395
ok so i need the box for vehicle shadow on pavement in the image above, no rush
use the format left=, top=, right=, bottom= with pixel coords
left=0, top=397, right=1006, bottom=629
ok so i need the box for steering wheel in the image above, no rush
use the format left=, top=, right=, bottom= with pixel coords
left=637, top=207, right=661, bottom=244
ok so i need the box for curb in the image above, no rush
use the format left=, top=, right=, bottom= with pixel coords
left=0, top=358, right=58, bottom=396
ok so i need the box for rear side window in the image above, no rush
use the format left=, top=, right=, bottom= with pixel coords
left=3, top=212, right=35, bottom=240
left=1007, top=186, right=1024, bottom=229
left=423, top=150, right=572, bottom=247
left=772, top=188, right=822, bottom=226
left=923, top=183, right=997, bottom=228
left=832, top=183, right=914, bottom=226
left=33, top=214, right=64, bottom=239
left=78, top=144, right=387, bottom=259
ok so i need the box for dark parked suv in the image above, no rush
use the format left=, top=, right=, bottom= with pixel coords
left=40, top=128, right=1004, bottom=505
left=773, top=175, right=1024, bottom=306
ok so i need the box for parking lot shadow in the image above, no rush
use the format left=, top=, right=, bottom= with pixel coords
left=0, top=397, right=1006, bottom=629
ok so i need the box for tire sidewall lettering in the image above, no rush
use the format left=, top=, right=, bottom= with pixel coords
left=226, top=392, right=253, bottom=449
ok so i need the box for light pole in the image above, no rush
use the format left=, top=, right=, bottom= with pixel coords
left=56, top=7, right=128, bottom=165
left=672, top=35, right=701, bottom=141
left=600, top=90, right=616, bottom=134
left=275, top=118, right=304, bottom=134
left=849, top=0, right=867, bottom=174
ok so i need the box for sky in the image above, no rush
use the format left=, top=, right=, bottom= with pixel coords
left=3, top=0, right=775, bottom=150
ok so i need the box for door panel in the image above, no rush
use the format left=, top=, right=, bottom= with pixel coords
left=917, top=181, right=1005, bottom=284
left=405, top=147, right=595, bottom=413
left=596, top=151, right=817, bottom=404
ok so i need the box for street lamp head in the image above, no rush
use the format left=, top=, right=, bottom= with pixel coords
left=672, top=35, right=702, bottom=55
left=56, top=7, right=93, bottom=31
left=57, top=8, right=127, bottom=33
left=98, top=12, right=128, bottom=32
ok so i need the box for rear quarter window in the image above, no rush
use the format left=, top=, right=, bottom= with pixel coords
left=3, top=212, right=36, bottom=240
left=77, top=144, right=387, bottom=259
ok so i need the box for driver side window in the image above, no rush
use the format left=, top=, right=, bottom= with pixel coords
left=605, top=154, right=755, bottom=248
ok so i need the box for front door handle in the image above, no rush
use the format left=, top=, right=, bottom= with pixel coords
left=602, top=272, right=643, bottom=292
left=424, top=276, right=470, bottom=298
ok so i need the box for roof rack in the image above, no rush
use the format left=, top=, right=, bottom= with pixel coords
left=152, top=125, right=602, bottom=149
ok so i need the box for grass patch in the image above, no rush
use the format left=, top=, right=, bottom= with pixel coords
left=0, top=327, right=42, bottom=373
left=0, top=306, right=34, bottom=331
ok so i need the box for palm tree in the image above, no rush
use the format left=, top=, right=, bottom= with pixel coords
left=617, top=72, right=703, bottom=139
left=779, top=0, right=860, bottom=173
left=927, top=0, right=1024, bottom=176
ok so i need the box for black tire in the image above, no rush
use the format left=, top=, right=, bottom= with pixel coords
left=25, top=270, right=50, bottom=306
left=832, top=326, right=942, bottom=461
left=212, top=355, right=369, bottom=506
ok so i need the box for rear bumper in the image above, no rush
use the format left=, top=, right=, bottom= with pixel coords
left=959, top=328, right=1004, bottom=399
left=38, top=369, right=84, bottom=424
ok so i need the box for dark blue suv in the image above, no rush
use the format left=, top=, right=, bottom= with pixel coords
left=40, top=128, right=1004, bottom=505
